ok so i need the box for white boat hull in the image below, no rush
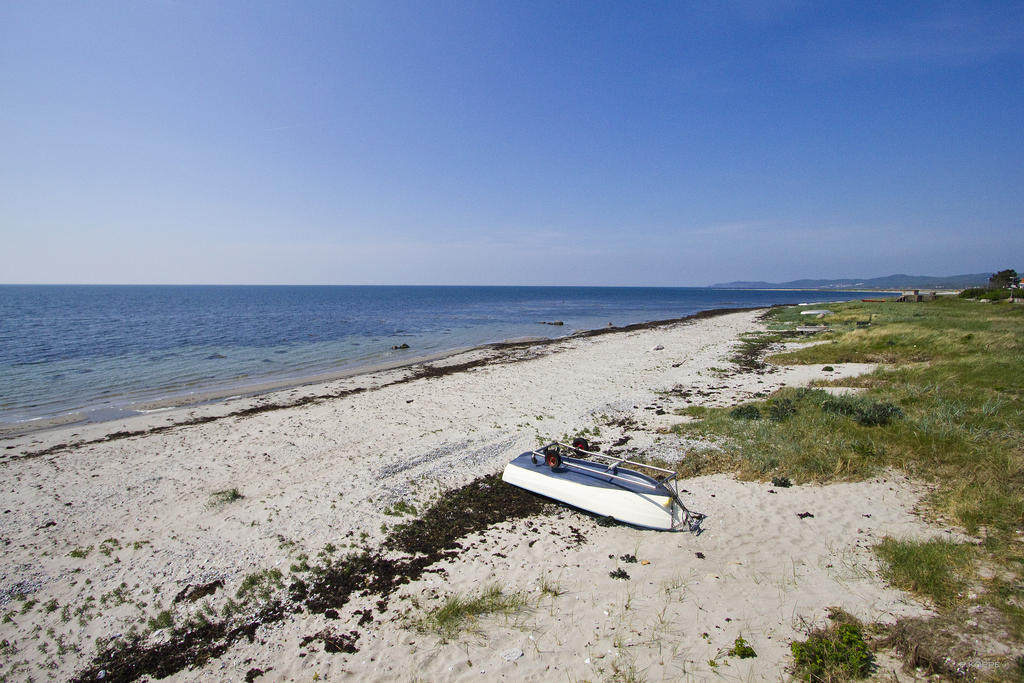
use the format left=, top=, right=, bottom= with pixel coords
left=501, top=451, right=685, bottom=530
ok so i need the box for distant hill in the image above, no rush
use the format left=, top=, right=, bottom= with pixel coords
left=710, top=273, right=991, bottom=290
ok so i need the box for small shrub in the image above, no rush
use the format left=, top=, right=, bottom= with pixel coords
left=772, top=476, right=792, bottom=488
left=768, top=398, right=797, bottom=422
left=821, top=395, right=858, bottom=417
left=68, top=546, right=93, bottom=559
left=609, top=568, right=630, bottom=580
left=791, top=622, right=872, bottom=681
left=822, top=366, right=834, bottom=372
left=853, top=401, right=903, bottom=427
left=730, top=404, right=761, bottom=420
left=821, top=395, right=902, bottom=426
left=728, top=636, right=757, bottom=658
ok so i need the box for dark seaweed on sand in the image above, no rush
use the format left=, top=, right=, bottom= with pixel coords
left=74, top=474, right=554, bottom=683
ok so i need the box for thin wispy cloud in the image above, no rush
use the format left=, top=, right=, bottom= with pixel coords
left=823, top=6, right=1024, bottom=69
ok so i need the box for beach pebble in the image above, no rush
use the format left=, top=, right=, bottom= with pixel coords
left=651, top=344, right=664, bottom=351
left=502, top=648, right=524, bottom=662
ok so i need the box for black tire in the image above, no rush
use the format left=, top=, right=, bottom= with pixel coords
left=572, top=437, right=590, bottom=452
left=544, top=450, right=562, bottom=469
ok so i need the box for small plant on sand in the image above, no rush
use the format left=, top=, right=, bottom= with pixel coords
left=539, top=576, right=564, bottom=599
left=383, top=500, right=418, bottom=516
left=728, top=636, right=757, bottom=658
left=771, top=476, right=792, bottom=488
left=290, top=553, right=311, bottom=573
left=415, top=584, right=527, bottom=641
left=608, top=651, right=646, bottom=682
left=147, top=609, right=174, bottom=631
left=790, top=610, right=872, bottom=681
left=98, top=537, right=121, bottom=557
left=99, top=583, right=130, bottom=608
left=68, top=545, right=93, bottom=559
left=74, top=596, right=97, bottom=626
left=609, top=568, right=630, bottom=580
left=209, top=488, right=244, bottom=506
left=236, top=568, right=284, bottom=603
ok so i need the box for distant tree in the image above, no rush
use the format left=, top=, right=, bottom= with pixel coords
left=989, top=269, right=1019, bottom=288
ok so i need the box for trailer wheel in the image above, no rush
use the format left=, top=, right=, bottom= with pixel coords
left=544, top=447, right=562, bottom=469
left=572, top=437, right=590, bottom=453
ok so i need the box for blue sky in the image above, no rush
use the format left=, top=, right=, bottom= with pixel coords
left=2, top=1, right=1022, bottom=285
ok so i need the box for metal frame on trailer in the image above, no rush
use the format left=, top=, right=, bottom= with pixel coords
left=531, top=441, right=706, bottom=533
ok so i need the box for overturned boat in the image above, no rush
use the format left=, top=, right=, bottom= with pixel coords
left=501, top=440, right=706, bottom=533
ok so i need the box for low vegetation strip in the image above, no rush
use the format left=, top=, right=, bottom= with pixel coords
left=674, top=296, right=1024, bottom=677
left=412, top=583, right=529, bottom=642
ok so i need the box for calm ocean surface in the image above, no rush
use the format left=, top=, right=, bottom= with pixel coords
left=0, top=285, right=877, bottom=428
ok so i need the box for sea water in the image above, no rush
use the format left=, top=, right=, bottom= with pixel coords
left=0, top=285, right=877, bottom=428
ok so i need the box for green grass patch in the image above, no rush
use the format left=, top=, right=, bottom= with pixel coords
left=675, top=387, right=902, bottom=481
left=677, top=405, right=708, bottom=418
left=415, top=584, right=528, bottom=641
left=874, top=537, right=976, bottom=609
left=674, top=300, right=1024, bottom=531
left=671, top=297, right=1024, bottom=661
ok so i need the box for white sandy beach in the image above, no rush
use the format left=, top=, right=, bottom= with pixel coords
left=0, top=309, right=946, bottom=681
